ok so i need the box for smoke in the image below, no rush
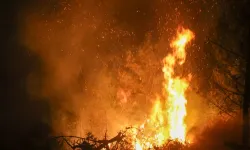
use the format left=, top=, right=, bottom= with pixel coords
left=18, top=0, right=155, bottom=137
left=18, top=0, right=220, bottom=139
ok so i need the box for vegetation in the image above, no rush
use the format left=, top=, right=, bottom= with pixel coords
left=5, top=0, right=250, bottom=150
left=202, top=0, right=250, bottom=118
left=51, top=1, right=250, bottom=149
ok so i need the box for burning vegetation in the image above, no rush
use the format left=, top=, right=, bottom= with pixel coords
left=52, top=28, right=196, bottom=150
left=130, top=27, right=195, bottom=149
left=14, top=0, right=250, bottom=150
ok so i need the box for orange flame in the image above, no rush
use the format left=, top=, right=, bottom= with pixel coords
left=132, top=27, right=194, bottom=149
left=163, top=27, right=194, bottom=142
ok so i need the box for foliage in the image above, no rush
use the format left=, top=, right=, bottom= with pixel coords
left=203, top=0, right=250, bottom=117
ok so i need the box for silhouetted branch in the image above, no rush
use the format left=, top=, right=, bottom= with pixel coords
left=51, top=126, right=190, bottom=150
left=206, top=37, right=245, bottom=59
left=52, top=127, right=135, bottom=150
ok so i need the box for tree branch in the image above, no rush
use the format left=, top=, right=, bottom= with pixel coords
left=206, top=37, right=245, bottom=59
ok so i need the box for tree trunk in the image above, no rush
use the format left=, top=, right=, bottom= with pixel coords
left=242, top=33, right=250, bottom=149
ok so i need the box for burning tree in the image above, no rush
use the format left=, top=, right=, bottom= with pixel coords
left=115, top=27, right=195, bottom=149
left=52, top=27, right=196, bottom=150
left=47, top=0, right=250, bottom=147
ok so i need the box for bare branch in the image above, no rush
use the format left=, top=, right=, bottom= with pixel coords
left=206, top=37, right=245, bottom=59
left=211, top=78, right=243, bottom=96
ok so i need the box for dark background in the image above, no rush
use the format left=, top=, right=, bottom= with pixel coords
left=1, top=0, right=52, bottom=149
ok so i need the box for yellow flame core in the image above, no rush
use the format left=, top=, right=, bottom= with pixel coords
left=163, top=27, right=194, bottom=142
left=132, top=27, right=194, bottom=149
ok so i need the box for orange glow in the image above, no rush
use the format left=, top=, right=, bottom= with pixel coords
left=132, top=27, right=195, bottom=149
left=164, top=27, right=194, bottom=142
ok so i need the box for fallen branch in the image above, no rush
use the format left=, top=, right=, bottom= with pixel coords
left=51, top=127, right=133, bottom=150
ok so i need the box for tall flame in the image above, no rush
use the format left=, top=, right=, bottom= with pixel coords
left=132, top=27, right=194, bottom=150
left=163, top=27, right=194, bottom=142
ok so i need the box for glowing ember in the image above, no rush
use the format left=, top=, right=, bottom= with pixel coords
left=132, top=27, right=195, bottom=149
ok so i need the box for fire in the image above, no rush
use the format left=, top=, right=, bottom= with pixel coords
left=132, top=27, right=195, bottom=149
left=164, top=27, right=194, bottom=142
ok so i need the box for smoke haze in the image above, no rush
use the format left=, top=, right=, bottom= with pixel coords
left=17, top=0, right=220, bottom=138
